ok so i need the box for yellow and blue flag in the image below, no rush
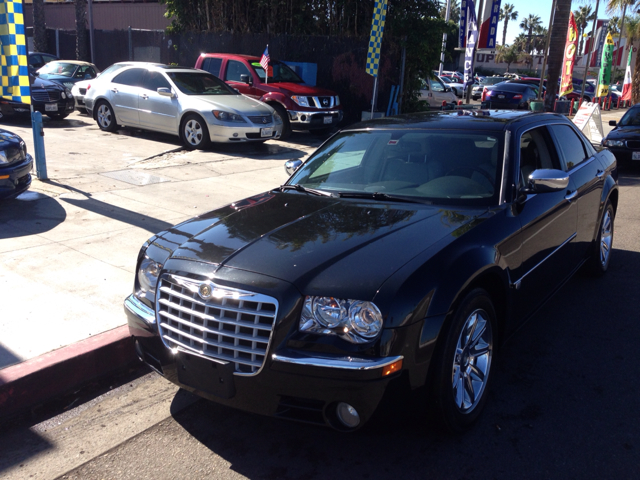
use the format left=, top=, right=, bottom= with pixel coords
left=0, top=0, right=30, bottom=104
left=365, top=0, right=388, bottom=77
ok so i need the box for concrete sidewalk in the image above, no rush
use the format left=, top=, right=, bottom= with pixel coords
left=0, top=111, right=322, bottom=417
left=0, top=106, right=627, bottom=418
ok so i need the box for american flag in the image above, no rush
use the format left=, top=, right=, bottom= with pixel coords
left=260, top=46, right=270, bottom=71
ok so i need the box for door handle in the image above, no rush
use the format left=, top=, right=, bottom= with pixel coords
left=141, top=94, right=148, bottom=100
left=565, top=190, right=578, bottom=202
left=596, top=169, right=605, bottom=178
left=111, top=88, right=118, bottom=93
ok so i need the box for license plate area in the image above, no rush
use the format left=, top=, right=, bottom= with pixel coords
left=323, top=116, right=333, bottom=124
left=497, top=95, right=505, bottom=99
left=45, top=103, right=58, bottom=112
left=632, top=152, right=640, bottom=160
left=261, top=127, right=273, bottom=137
left=176, top=350, right=236, bottom=399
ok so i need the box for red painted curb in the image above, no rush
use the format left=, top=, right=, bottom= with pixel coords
left=0, top=325, right=136, bottom=418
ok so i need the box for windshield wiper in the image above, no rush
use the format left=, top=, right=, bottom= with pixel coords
left=337, top=192, right=431, bottom=204
left=278, top=184, right=335, bottom=197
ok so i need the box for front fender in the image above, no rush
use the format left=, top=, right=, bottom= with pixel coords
left=261, top=92, right=291, bottom=110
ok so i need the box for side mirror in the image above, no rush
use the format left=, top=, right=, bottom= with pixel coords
left=522, top=169, right=569, bottom=194
left=157, top=87, right=174, bottom=98
left=444, top=87, right=451, bottom=92
left=609, top=120, right=617, bottom=127
left=240, top=74, right=252, bottom=85
left=284, top=159, right=303, bottom=176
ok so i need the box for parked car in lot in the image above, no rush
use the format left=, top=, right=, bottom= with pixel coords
left=482, top=82, right=539, bottom=109
left=439, top=75, right=466, bottom=97
left=0, top=128, right=33, bottom=200
left=195, top=53, right=342, bottom=139
left=36, top=60, right=99, bottom=89
left=419, top=76, right=458, bottom=107
left=473, top=76, right=506, bottom=100
left=85, top=64, right=281, bottom=149
left=0, top=74, right=75, bottom=120
left=602, top=104, right=640, bottom=163
left=27, top=52, right=58, bottom=73
left=125, top=109, right=618, bottom=432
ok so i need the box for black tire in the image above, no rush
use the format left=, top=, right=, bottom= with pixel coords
left=430, top=288, right=496, bottom=432
left=46, top=112, right=70, bottom=120
left=271, top=103, right=291, bottom=140
left=585, top=200, right=614, bottom=276
left=95, top=101, right=118, bottom=132
left=180, top=113, right=210, bottom=150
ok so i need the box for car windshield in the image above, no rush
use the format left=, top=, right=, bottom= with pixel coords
left=288, top=129, right=504, bottom=206
left=167, top=72, right=236, bottom=95
left=249, top=60, right=304, bottom=83
left=618, top=107, right=640, bottom=126
left=38, top=62, right=77, bottom=77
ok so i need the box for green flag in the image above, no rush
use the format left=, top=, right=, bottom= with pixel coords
left=596, top=33, right=614, bottom=98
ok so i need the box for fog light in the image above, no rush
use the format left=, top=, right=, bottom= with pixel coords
left=233, top=132, right=239, bottom=137
left=300, top=115, right=307, bottom=121
left=336, top=402, right=360, bottom=428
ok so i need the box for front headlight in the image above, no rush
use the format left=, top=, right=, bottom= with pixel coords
left=291, top=95, right=311, bottom=107
left=137, top=255, right=162, bottom=296
left=335, top=96, right=340, bottom=106
left=212, top=110, right=247, bottom=122
left=604, top=139, right=625, bottom=147
left=0, top=150, right=8, bottom=164
left=65, top=89, right=73, bottom=98
left=299, top=296, right=383, bottom=343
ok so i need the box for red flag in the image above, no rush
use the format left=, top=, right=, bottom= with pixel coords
left=559, top=12, right=578, bottom=97
left=622, top=49, right=632, bottom=101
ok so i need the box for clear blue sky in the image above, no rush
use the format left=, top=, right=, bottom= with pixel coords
left=502, top=0, right=617, bottom=45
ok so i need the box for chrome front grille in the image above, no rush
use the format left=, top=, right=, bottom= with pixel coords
left=156, top=274, right=278, bottom=375
left=31, top=89, right=61, bottom=102
left=247, top=115, right=273, bottom=125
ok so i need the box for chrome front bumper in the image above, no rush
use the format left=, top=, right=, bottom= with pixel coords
left=288, top=110, right=343, bottom=125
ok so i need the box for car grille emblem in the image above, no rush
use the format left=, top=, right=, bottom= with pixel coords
left=323, top=99, right=329, bottom=106
left=198, top=283, right=213, bottom=300
left=263, top=117, right=267, bottom=124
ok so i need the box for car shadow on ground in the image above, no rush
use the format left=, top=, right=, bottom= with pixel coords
left=167, top=247, right=640, bottom=478
left=0, top=191, right=66, bottom=237
left=0, top=115, right=93, bottom=129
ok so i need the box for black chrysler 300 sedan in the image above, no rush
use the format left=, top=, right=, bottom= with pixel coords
left=124, top=110, right=618, bottom=432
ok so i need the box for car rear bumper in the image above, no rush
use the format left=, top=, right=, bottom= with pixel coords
left=0, top=154, right=33, bottom=199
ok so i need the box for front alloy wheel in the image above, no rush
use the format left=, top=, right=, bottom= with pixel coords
left=452, top=309, right=493, bottom=414
left=181, top=114, right=210, bottom=150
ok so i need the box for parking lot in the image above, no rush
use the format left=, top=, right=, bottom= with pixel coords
left=2, top=107, right=640, bottom=478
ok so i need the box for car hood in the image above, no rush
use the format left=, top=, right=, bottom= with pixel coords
left=157, top=192, right=487, bottom=299
left=30, top=75, right=64, bottom=90
left=186, top=94, right=273, bottom=115
left=263, top=82, right=337, bottom=96
left=606, top=125, right=640, bottom=140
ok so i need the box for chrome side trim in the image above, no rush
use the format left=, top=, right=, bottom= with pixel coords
left=511, top=232, right=577, bottom=289
left=124, top=294, right=156, bottom=324
left=272, top=353, right=403, bottom=371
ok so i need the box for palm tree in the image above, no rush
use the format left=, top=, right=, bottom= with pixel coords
left=607, top=0, right=638, bottom=84
left=574, top=5, right=596, bottom=55
left=544, top=0, right=572, bottom=109
left=532, top=25, right=548, bottom=54
left=519, top=14, right=542, bottom=54
left=500, top=3, right=518, bottom=46
left=74, top=0, right=89, bottom=60
left=608, top=16, right=621, bottom=36
left=495, top=44, right=520, bottom=71
left=32, top=0, right=47, bottom=53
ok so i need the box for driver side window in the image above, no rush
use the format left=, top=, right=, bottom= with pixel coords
left=519, top=127, right=560, bottom=188
left=431, top=79, right=445, bottom=92
left=225, top=60, right=251, bottom=82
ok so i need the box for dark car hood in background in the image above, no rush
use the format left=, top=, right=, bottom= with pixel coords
left=31, top=74, right=64, bottom=91
left=159, top=192, right=486, bottom=299
left=606, top=126, right=640, bottom=141
left=0, top=129, right=25, bottom=165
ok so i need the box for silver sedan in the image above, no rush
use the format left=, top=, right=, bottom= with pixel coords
left=84, top=65, right=281, bottom=149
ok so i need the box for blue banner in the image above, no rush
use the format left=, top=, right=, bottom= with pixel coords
left=459, top=0, right=468, bottom=48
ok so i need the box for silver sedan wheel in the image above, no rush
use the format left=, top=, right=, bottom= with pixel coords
left=97, top=104, right=112, bottom=129
left=184, top=118, right=204, bottom=146
left=600, top=209, right=613, bottom=267
left=451, top=308, right=493, bottom=413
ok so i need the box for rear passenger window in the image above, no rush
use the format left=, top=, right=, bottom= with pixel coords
left=202, top=57, right=222, bottom=77
left=549, top=124, right=589, bottom=170
left=112, top=68, right=145, bottom=87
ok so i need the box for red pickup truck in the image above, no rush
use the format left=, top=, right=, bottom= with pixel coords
left=195, top=53, right=343, bottom=139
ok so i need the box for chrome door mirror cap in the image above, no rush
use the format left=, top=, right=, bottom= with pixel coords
left=157, top=87, right=174, bottom=98
left=526, top=169, right=569, bottom=193
left=284, top=159, right=303, bottom=176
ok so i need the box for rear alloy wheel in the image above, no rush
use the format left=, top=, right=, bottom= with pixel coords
left=586, top=200, right=614, bottom=276
left=181, top=114, right=210, bottom=150
left=96, top=101, right=118, bottom=132
left=430, top=288, right=496, bottom=432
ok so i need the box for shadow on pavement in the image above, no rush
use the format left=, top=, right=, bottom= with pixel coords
left=0, top=343, right=23, bottom=370
left=0, top=192, right=66, bottom=238
left=167, top=247, right=640, bottom=478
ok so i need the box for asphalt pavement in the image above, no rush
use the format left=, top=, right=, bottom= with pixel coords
left=0, top=106, right=629, bottom=419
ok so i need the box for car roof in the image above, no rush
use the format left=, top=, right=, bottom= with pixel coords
left=47, top=60, right=95, bottom=66
left=201, top=53, right=261, bottom=62
left=344, top=110, right=564, bottom=132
